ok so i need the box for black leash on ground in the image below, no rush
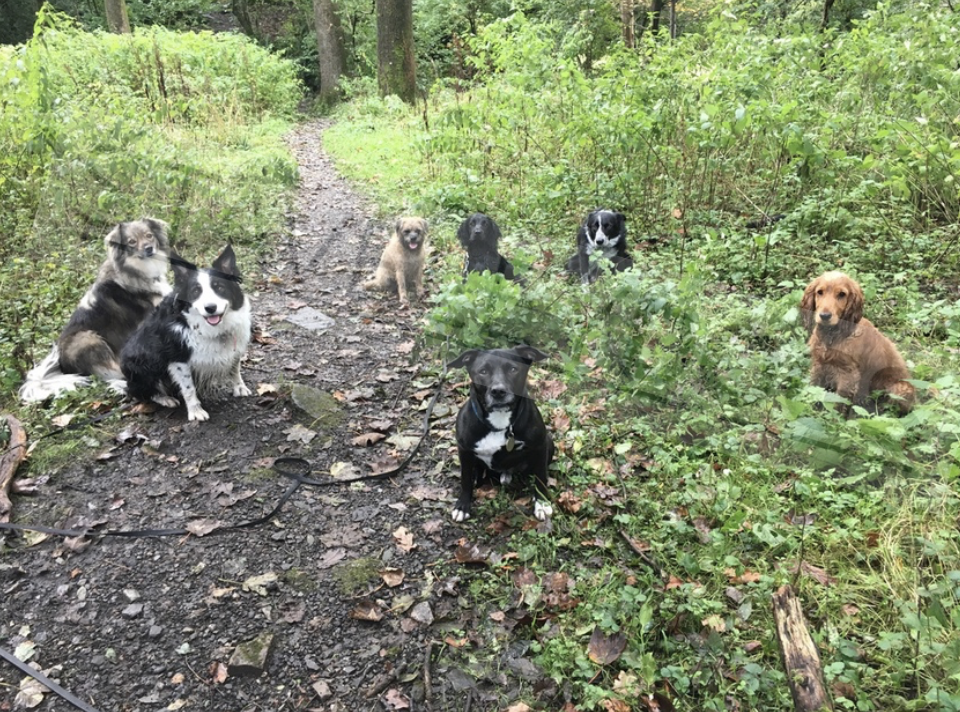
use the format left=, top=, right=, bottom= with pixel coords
left=0, top=351, right=452, bottom=711
left=1, top=359, right=450, bottom=541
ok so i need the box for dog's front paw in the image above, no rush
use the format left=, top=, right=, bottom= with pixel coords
left=451, top=507, right=472, bottom=523
left=534, top=499, right=553, bottom=521
left=500, top=473, right=513, bottom=486
left=234, top=382, right=251, bottom=397
left=187, top=405, right=210, bottom=421
left=152, top=395, right=180, bottom=409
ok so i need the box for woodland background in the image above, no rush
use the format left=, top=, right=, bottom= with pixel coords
left=1, top=0, right=960, bottom=709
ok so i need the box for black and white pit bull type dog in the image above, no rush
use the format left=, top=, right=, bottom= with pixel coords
left=448, top=345, right=554, bottom=522
left=565, top=209, right=633, bottom=284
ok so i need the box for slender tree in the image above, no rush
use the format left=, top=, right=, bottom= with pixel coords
left=104, top=0, right=131, bottom=33
left=621, top=0, right=635, bottom=48
left=375, top=0, right=417, bottom=104
left=313, top=0, right=346, bottom=103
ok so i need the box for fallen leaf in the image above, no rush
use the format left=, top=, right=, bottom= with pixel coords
left=284, top=424, right=317, bottom=444
left=587, top=627, right=627, bottom=665
left=257, top=383, right=279, bottom=395
left=702, top=614, right=726, bottom=632
left=383, top=688, right=410, bottom=710
left=211, top=661, right=228, bottom=683
left=15, top=672, right=49, bottom=708
left=330, top=461, right=359, bottom=479
left=317, top=548, right=347, bottom=569
left=187, top=519, right=223, bottom=537
left=454, top=541, right=490, bottom=565
left=386, top=434, right=419, bottom=450
left=51, top=414, right=73, bottom=428
left=349, top=599, right=384, bottom=622
left=602, top=700, right=630, bottom=712
left=380, top=568, right=405, bottom=587
left=393, top=527, right=415, bottom=552
left=352, top=432, right=387, bottom=447
left=505, top=704, right=533, bottom=712
left=724, top=568, right=762, bottom=585
left=242, top=572, right=278, bottom=596
left=396, top=341, right=414, bottom=354
left=557, top=490, right=583, bottom=513
left=13, top=640, right=36, bottom=662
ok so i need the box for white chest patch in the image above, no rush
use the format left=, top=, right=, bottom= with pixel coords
left=471, top=410, right=525, bottom=468
left=180, top=295, right=252, bottom=394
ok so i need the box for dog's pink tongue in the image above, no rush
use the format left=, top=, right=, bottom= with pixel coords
left=410, top=242, right=419, bottom=249
left=206, top=315, right=222, bottom=326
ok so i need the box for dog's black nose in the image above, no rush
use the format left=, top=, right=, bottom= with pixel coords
left=489, top=387, right=508, bottom=401
left=819, top=311, right=832, bottom=321
left=144, top=246, right=154, bottom=257
left=205, top=304, right=218, bottom=314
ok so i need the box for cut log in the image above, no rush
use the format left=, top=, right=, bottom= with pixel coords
left=772, top=584, right=834, bottom=711
left=0, top=414, right=27, bottom=523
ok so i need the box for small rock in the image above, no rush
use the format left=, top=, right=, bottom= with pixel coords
left=123, top=589, right=141, bottom=602
left=227, top=631, right=275, bottom=678
left=148, top=625, right=163, bottom=638
left=122, top=604, right=144, bottom=619
left=312, top=680, right=332, bottom=700
left=409, top=602, right=434, bottom=626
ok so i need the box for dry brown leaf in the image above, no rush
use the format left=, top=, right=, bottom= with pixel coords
left=352, top=432, right=387, bottom=447
left=383, top=688, right=410, bottom=710
left=454, top=541, right=490, bottom=565
left=380, top=568, right=405, bottom=587
left=317, top=548, right=347, bottom=569
left=186, top=519, right=223, bottom=537
left=557, top=490, right=583, bottom=513
left=396, top=341, right=415, bottom=354
left=350, top=599, right=384, bottom=622
left=393, top=526, right=415, bottom=552
left=587, top=627, right=627, bottom=665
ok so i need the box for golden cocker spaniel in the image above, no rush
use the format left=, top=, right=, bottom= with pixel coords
left=801, top=271, right=915, bottom=414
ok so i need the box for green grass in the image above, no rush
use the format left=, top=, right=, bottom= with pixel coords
left=320, top=12, right=960, bottom=705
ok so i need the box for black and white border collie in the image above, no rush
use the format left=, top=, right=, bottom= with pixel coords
left=565, top=209, right=633, bottom=284
left=19, top=218, right=171, bottom=403
left=121, top=245, right=252, bottom=421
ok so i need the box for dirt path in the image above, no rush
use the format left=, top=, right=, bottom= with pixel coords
left=1, top=120, right=543, bottom=711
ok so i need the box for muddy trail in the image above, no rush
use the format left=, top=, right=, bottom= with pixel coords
left=1, top=120, right=556, bottom=712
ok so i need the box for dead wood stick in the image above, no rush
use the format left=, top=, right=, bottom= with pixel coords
left=619, top=529, right=668, bottom=581
left=772, top=584, right=834, bottom=711
left=1, top=414, right=27, bottom=523
left=422, top=640, right=434, bottom=711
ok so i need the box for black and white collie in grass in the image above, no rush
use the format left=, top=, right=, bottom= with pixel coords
left=564, top=209, right=633, bottom=284
left=121, top=245, right=252, bottom=421
left=19, top=218, right=171, bottom=403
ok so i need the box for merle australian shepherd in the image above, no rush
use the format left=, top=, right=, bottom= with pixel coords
left=121, top=245, right=252, bottom=421
left=19, top=218, right=171, bottom=403
left=565, top=209, right=633, bottom=284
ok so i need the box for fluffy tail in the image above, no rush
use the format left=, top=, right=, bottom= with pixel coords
left=18, top=345, right=91, bottom=404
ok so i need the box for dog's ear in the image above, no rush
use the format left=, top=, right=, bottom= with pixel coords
left=143, top=218, right=171, bottom=250
left=447, top=350, right=479, bottom=370
left=456, top=217, right=471, bottom=246
left=212, top=244, right=239, bottom=277
left=489, top=217, right=501, bottom=241
left=105, top=223, right=124, bottom=252
left=512, top=345, right=549, bottom=363
left=169, top=249, right=194, bottom=284
left=841, top=277, right=864, bottom=324
left=800, top=277, right=820, bottom=334
left=395, top=218, right=404, bottom=235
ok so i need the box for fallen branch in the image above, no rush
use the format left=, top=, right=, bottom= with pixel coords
left=772, top=584, right=834, bottom=711
left=1, top=414, right=27, bottom=523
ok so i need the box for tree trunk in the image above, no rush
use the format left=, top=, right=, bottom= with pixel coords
left=231, top=0, right=257, bottom=39
left=104, top=0, right=131, bottom=33
left=621, top=0, right=635, bottom=48
left=313, top=0, right=346, bottom=103
left=375, top=0, right=417, bottom=104
left=772, top=585, right=835, bottom=712
left=639, top=0, right=665, bottom=36
left=0, top=0, right=40, bottom=44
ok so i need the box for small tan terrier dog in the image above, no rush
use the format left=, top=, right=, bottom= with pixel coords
left=363, top=217, right=428, bottom=306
